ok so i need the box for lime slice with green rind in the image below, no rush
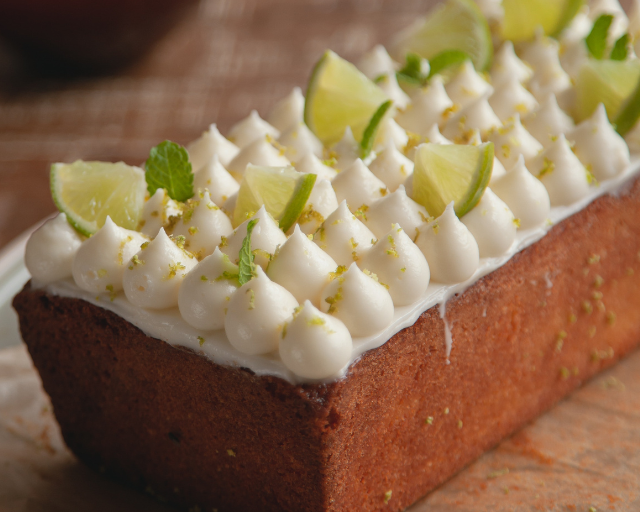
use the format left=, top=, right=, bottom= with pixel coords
left=233, top=165, right=317, bottom=231
left=390, top=0, right=492, bottom=71
left=304, top=50, right=389, bottom=146
left=502, top=0, right=584, bottom=42
left=412, top=142, right=494, bottom=218
left=615, top=79, right=640, bottom=136
left=51, top=160, right=147, bottom=237
left=575, top=59, right=640, bottom=123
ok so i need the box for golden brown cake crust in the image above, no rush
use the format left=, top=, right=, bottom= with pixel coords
left=13, top=176, right=640, bottom=512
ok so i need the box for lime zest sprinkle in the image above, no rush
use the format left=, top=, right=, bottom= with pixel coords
left=198, top=336, right=205, bottom=346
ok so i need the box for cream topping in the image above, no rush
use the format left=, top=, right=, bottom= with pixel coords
left=461, top=188, right=517, bottom=258
left=192, top=155, right=241, bottom=206
left=521, top=32, right=572, bottom=100
left=140, top=188, right=182, bottom=238
left=171, top=191, right=233, bottom=259
left=395, top=77, right=453, bottom=136
left=357, top=44, right=398, bottom=80
left=227, top=110, right=280, bottom=149
left=278, top=122, right=324, bottom=162
left=187, top=124, right=240, bottom=169
left=297, top=178, right=339, bottom=235
left=267, top=225, right=337, bottom=306
left=226, top=136, right=291, bottom=179
left=560, top=10, right=593, bottom=42
left=314, top=201, right=376, bottom=266
left=331, top=158, right=388, bottom=210
left=332, top=126, right=360, bottom=171
left=568, top=103, right=631, bottom=181
left=177, top=247, right=239, bottom=331
left=444, top=60, right=494, bottom=109
left=364, top=184, right=429, bottom=239
left=368, top=138, right=415, bottom=192
left=475, top=0, right=503, bottom=21
left=122, top=228, right=197, bottom=309
left=360, top=224, right=430, bottom=306
left=491, top=41, right=533, bottom=86
left=25, top=213, right=83, bottom=285
left=442, top=94, right=502, bottom=141
left=72, top=217, right=146, bottom=294
left=221, top=207, right=287, bottom=269
left=267, top=87, right=305, bottom=133
left=415, top=203, right=479, bottom=284
left=375, top=117, right=409, bottom=151
left=491, top=155, right=551, bottom=230
left=279, top=300, right=353, bottom=380
left=294, top=153, right=338, bottom=181
left=467, top=129, right=507, bottom=183
left=376, top=72, right=410, bottom=110
left=522, top=93, right=575, bottom=147
left=529, top=133, right=590, bottom=206
left=489, top=76, right=538, bottom=122
left=320, top=262, right=394, bottom=337
left=488, top=114, right=543, bottom=168
left=224, top=267, right=298, bottom=355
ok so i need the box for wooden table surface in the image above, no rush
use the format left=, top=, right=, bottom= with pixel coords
left=0, top=0, right=638, bottom=510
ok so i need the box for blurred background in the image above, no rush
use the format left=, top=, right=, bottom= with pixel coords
left=0, top=0, right=445, bottom=251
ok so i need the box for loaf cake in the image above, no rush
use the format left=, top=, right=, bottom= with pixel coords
left=13, top=0, right=640, bottom=510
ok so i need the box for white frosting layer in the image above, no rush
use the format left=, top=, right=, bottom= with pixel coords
left=267, top=87, right=305, bottom=133
left=294, top=153, right=338, bottom=181
left=228, top=110, right=280, bottom=149
left=187, top=124, right=240, bottom=169
left=444, top=61, right=493, bottom=109
left=522, top=94, right=574, bottom=147
left=488, top=114, right=543, bottom=169
left=227, top=137, right=291, bottom=179
left=41, top=159, right=640, bottom=383
left=376, top=73, right=410, bottom=110
left=278, top=122, right=324, bottom=162
left=297, top=178, right=339, bottom=235
left=491, top=41, right=533, bottom=86
left=140, top=188, right=181, bottom=238
left=395, top=77, right=453, bottom=136
left=364, top=185, right=428, bottom=239
left=443, top=95, right=502, bottom=141
left=489, top=77, right=538, bottom=122
left=331, top=159, right=387, bottom=209
left=368, top=139, right=414, bottom=192
left=332, top=126, right=360, bottom=171
left=375, top=117, right=409, bottom=151
left=357, top=45, right=398, bottom=80
left=193, top=155, right=240, bottom=207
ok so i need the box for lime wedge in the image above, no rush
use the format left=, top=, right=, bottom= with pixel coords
left=502, top=0, right=583, bottom=42
left=575, top=59, right=640, bottom=123
left=51, top=160, right=146, bottom=237
left=615, top=80, right=640, bottom=136
left=390, top=0, right=492, bottom=71
left=412, top=142, right=494, bottom=218
left=233, top=165, right=317, bottom=231
left=304, top=50, right=389, bottom=146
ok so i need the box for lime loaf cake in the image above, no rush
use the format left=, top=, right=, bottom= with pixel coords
left=13, top=0, right=640, bottom=510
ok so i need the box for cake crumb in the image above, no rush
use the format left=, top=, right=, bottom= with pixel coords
left=457, top=420, right=463, bottom=429
left=487, top=468, right=509, bottom=479
left=425, top=416, right=434, bottom=425
left=626, top=267, right=634, bottom=275
left=581, top=301, right=593, bottom=314
left=587, top=254, right=600, bottom=265
left=588, top=507, right=597, bottom=512
left=227, top=449, right=236, bottom=457
left=600, top=376, right=625, bottom=390
left=593, top=275, right=604, bottom=288
left=568, top=313, right=577, bottom=324
left=589, top=326, right=596, bottom=337
left=383, top=490, right=392, bottom=504
left=444, top=407, right=449, bottom=415
left=198, top=336, right=205, bottom=347
left=559, top=367, right=570, bottom=380
left=606, top=311, right=616, bottom=325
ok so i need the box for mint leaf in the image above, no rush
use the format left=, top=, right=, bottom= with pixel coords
left=396, top=52, right=429, bottom=87
left=360, top=100, right=393, bottom=158
left=428, top=50, right=470, bottom=78
left=614, top=79, right=640, bottom=136
left=585, top=14, right=613, bottom=59
left=610, top=33, right=629, bottom=61
left=238, top=219, right=259, bottom=285
left=145, top=140, right=194, bottom=202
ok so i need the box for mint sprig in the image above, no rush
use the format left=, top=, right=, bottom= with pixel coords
left=360, top=100, right=393, bottom=158
left=396, top=52, right=429, bottom=87
left=238, top=219, right=259, bottom=285
left=585, top=14, right=613, bottom=60
left=428, top=50, right=471, bottom=78
left=145, top=140, right=194, bottom=202
left=610, top=33, right=630, bottom=61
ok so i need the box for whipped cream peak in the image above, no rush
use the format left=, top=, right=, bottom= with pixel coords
left=297, top=178, right=339, bottom=235
left=489, top=76, right=539, bottom=122
left=360, top=224, right=430, bottom=306
left=225, top=266, right=299, bottom=355
left=279, top=300, right=353, bottom=380
left=267, top=87, right=305, bottom=132
left=444, top=60, right=494, bottom=109
left=365, top=184, right=429, bottom=238
left=294, top=152, right=338, bottom=181
left=368, top=138, right=415, bottom=192
left=568, top=103, right=631, bottom=181
left=475, top=0, right=503, bottom=21
left=221, top=206, right=287, bottom=269
left=122, top=227, right=197, bottom=309
left=630, top=0, right=640, bottom=37
left=529, top=133, right=590, bottom=206
left=332, top=126, right=360, bottom=171
left=228, top=110, right=280, bottom=149
left=521, top=31, right=572, bottom=100
left=376, top=72, right=410, bottom=110
left=415, top=203, right=479, bottom=284
left=178, top=247, right=239, bottom=331
left=25, top=213, right=83, bottom=285
left=267, top=224, right=337, bottom=306
left=395, top=77, right=453, bottom=136
left=523, top=93, right=575, bottom=147
left=187, top=123, right=240, bottom=170
left=320, top=262, right=394, bottom=337
left=357, top=44, right=398, bottom=80
left=72, top=216, right=147, bottom=295
left=461, top=188, right=517, bottom=258
left=374, top=116, right=409, bottom=151
left=491, top=41, right=533, bottom=86
left=491, top=155, right=551, bottom=230
left=140, top=188, right=182, bottom=238
left=278, top=122, right=324, bottom=162
left=226, top=136, right=291, bottom=179
left=331, top=158, right=388, bottom=209
left=193, top=155, right=241, bottom=206
left=172, top=191, right=233, bottom=259
left=424, top=123, right=453, bottom=145
left=560, top=10, right=593, bottom=42
left=314, top=200, right=376, bottom=266
left=443, top=94, right=502, bottom=141
left=488, top=113, right=543, bottom=168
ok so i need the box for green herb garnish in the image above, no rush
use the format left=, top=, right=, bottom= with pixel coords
left=585, top=14, right=613, bottom=60
left=428, top=49, right=471, bottom=78
left=145, top=140, right=194, bottom=202
left=238, top=219, right=259, bottom=285
left=610, top=33, right=629, bottom=61
left=396, top=52, right=429, bottom=86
